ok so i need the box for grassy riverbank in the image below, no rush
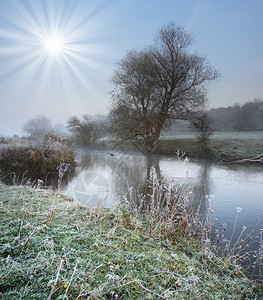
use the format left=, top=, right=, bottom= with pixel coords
left=157, top=131, right=263, bottom=161
left=0, top=182, right=261, bottom=299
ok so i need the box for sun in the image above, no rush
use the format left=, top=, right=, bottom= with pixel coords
left=43, top=35, right=64, bottom=55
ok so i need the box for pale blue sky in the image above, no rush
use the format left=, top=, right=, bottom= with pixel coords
left=0, top=0, right=262, bottom=135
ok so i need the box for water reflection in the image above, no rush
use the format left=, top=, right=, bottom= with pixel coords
left=65, top=150, right=263, bottom=224
left=64, top=149, right=263, bottom=235
left=65, top=150, right=192, bottom=208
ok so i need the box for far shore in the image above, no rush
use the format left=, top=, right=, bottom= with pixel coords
left=156, top=130, right=263, bottom=163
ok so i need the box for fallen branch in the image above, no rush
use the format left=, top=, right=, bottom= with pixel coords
left=231, top=154, right=263, bottom=164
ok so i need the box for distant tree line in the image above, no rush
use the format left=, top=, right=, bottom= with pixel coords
left=22, top=115, right=68, bottom=139
left=208, top=99, right=263, bottom=131
left=21, top=114, right=108, bottom=147
left=165, top=99, right=263, bottom=133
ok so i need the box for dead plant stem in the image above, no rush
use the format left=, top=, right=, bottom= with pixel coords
left=47, top=258, right=64, bottom=300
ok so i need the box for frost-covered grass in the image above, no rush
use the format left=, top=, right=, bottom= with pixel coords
left=158, top=131, right=263, bottom=160
left=0, top=182, right=262, bottom=299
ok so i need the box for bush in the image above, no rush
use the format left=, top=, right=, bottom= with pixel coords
left=0, top=134, right=75, bottom=177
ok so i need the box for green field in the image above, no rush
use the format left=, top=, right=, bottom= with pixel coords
left=158, top=131, right=263, bottom=161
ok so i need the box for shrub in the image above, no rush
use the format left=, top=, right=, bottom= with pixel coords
left=0, top=134, right=75, bottom=177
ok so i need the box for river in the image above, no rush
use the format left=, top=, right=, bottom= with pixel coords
left=64, top=149, right=263, bottom=280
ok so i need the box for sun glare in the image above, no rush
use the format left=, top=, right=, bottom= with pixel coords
left=0, top=0, right=110, bottom=107
left=44, top=35, right=64, bottom=55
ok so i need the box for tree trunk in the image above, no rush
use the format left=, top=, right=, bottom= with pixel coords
left=144, top=139, right=159, bottom=153
left=143, top=121, right=164, bottom=153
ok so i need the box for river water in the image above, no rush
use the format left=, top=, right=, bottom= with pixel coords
left=64, top=149, right=263, bottom=279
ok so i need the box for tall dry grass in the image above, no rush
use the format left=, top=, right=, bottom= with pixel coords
left=121, top=159, right=262, bottom=284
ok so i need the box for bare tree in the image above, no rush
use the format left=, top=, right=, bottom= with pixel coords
left=67, top=114, right=99, bottom=145
left=22, top=115, right=53, bottom=138
left=109, top=23, right=219, bottom=152
left=191, top=112, right=214, bottom=154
